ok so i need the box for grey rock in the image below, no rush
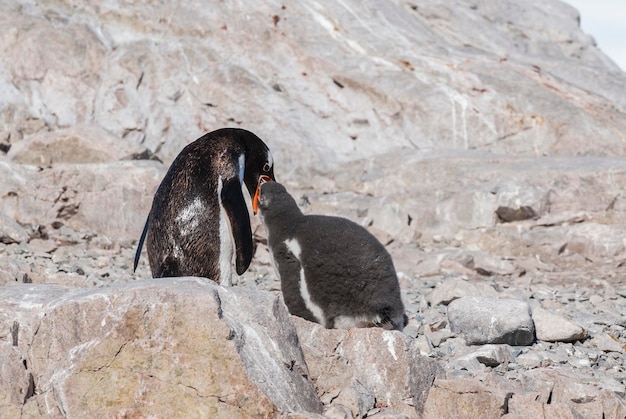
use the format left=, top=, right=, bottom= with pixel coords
left=323, top=404, right=354, bottom=419
left=456, top=344, right=515, bottom=368
left=495, top=205, right=537, bottom=223
left=469, top=252, right=517, bottom=276
left=428, top=277, right=498, bottom=306
left=425, top=329, right=455, bottom=347
left=505, top=393, right=578, bottom=419
left=414, top=334, right=434, bottom=356
left=0, top=256, right=29, bottom=285
left=515, top=351, right=545, bottom=369
left=452, top=355, right=485, bottom=372
left=448, top=297, right=535, bottom=345
left=591, top=334, right=625, bottom=353
left=533, top=211, right=589, bottom=227
left=494, top=183, right=550, bottom=222
left=409, top=351, right=448, bottom=415
left=365, top=407, right=411, bottom=419
left=589, top=294, right=604, bottom=305
left=0, top=211, right=29, bottom=245
left=531, top=305, right=586, bottom=343
left=27, top=238, right=57, bottom=254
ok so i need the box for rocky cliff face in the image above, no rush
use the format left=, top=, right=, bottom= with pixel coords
left=1, top=0, right=625, bottom=417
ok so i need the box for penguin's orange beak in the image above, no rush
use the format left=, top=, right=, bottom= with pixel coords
left=252, top=175, right=273, bottom=214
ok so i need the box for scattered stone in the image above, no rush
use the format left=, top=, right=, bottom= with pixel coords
left=591, top=334, right=625, bottom=353
left=428, top=278, right=498, bottom=306
left=27, top=238, right=58, bottom=254
left=496, top=206, right=537, bottom=223
left=531, top=305, right=587, bottom=343
left=423, top=378, right=508, bottom=418
left=324, top=404, right=353, bottom=419
left=469, top=252, right=517, bottom=276
left=0, top=256, right=29, bottom=285
left=448, top=297, right=535, bottom=346
left=533, top=211, right=589, bottom=227
left=589, top=294, right=604, bottom=305
left=425, top=328, right=455, bottom=347
left=415, top=334, right=435, bottom=356
left=515, top=351, right=544, bottom=369
left=0, top=212, right=29, bottom=244
left=455, top=344, right=515, bottom=368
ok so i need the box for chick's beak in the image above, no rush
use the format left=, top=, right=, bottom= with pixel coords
left=252, top=175, right=273, bottom=214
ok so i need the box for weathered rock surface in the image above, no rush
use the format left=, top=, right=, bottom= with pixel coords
left=7, top=125, right=148, bottom=166
left=0, top=278, right=321, bottom=417
left=423, top=378, right=509, bottom=419
left=292, top=316, right=444, bottom=418
left=1, top=0, right=626, bottom=417
left=453, top=344, right=515, bottom=369
left=448, top=297, right=535, bottom=346
left=428, top=276, right=499, bottom=306
left=1, top=0, right=626, bottom=168
left=0, top=211, right=29, bottom=245
left=0, top=160, right=164, bottom=240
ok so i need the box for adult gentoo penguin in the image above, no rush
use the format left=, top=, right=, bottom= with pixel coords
left=258, top=182, right=407, bottom=331
left=133, top=128, right=275, bottom=284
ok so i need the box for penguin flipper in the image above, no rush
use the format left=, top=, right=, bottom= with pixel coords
left=220, top=177, right=253, bottom=275
left=133, top=215, right=150, bottom=272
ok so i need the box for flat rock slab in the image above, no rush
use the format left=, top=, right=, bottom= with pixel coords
left=447, top=296, right=535, bottom=346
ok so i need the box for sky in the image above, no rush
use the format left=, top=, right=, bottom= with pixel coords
left=563, top=0, right=626, bottom=71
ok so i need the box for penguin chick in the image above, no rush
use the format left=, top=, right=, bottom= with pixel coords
left=258, top=182, right=407, bottom=331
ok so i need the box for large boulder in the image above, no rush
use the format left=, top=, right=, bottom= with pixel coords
left=292, top=316, right=444, bottom=418
left=447, top=297, right=535, bottom=345
left=0, top=278, right=322, bottom=417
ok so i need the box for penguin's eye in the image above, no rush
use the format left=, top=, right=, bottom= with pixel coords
left=263, top=162, right=271, bottom=172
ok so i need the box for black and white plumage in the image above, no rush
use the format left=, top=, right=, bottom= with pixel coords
left=133, top=128, right=275, bottom=284
left=258, top=182, right=407, bottom=331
